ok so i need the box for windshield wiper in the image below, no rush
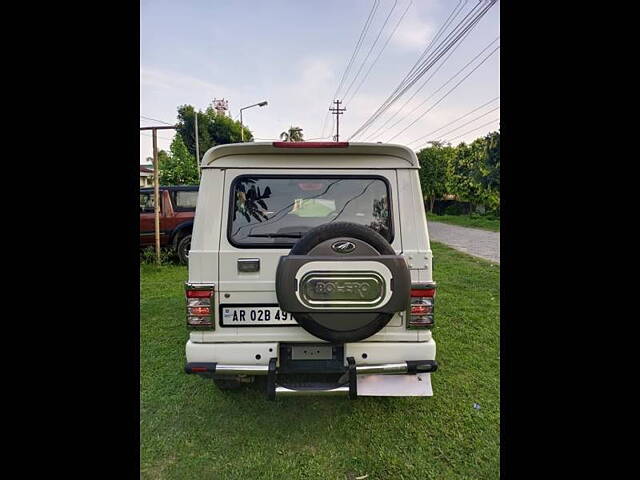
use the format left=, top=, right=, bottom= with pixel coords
left=247, top=233, right=303, bottom=238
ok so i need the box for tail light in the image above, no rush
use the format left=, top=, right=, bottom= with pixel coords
left=185, top=283, right=215, bottom=328
left=408, top=283, right=436, bottom=329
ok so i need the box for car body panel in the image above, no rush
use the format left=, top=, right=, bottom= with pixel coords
left=140, top=186, right=198, bottom=247
left=186, top=143, right=435, bottom=385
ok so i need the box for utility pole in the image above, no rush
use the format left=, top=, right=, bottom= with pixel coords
left=194, top=112, right=200, bottom=179
left=329, top=99, right=346, bottom=141
left=240, top=109, right=244, bottom=142
left=140, top=125, right=177, bottom=265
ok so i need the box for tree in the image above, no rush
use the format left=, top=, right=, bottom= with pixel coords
left=279, top=126, right=304, bottom=142
left=447, top=130, right=500, bottom=213
left=158, top=150, right=170, bottom=168
left=175, top=104, right=253, bottom=160
left=448, top=142, right=484, bottom=212
left=416, top=141, right=454, bottom=212
left=481, top=131, right=500, bottom=212
left=158, top=135, right=199, bottom=185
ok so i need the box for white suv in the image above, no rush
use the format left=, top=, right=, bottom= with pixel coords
left=184, top=141, right=437, bottom=399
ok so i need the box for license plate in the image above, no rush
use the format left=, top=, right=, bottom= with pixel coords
left=357, top=373, right=433, bottom=397
left=220, top=305, right=298, bottom=327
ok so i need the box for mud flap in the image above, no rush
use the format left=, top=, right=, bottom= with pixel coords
left=356, top=373, right=433, bottom=397
left=347, top=356, right=357, bottom=399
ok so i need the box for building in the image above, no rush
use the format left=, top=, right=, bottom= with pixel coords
left=140, top=165, right=154, bottom=187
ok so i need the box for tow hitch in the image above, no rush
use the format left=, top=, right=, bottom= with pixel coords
left=185, top=358, right=438, bottom=399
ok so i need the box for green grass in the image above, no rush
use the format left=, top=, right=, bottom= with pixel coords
left=427, top=213, right=500, bottom=232
left=140, top=242, right=500, bottom=479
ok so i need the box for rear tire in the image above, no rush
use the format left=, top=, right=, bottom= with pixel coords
left=177, top=234, right=192, bottom=265
left=278, top=222, right=406, bottom=343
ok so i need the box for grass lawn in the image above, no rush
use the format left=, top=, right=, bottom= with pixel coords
left=427, top=213, right=500, bottom=232
left=140, top=242, right=500, bottom=479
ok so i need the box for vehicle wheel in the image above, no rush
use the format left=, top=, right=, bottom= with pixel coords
left=177, top=234, right=192, bottom=265
left=213, top=377, right=244, bottom=391
left=275, top=222, right=411, bottom=343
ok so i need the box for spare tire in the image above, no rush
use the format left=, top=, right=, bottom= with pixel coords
left=276, top=222, right=411, bottom=343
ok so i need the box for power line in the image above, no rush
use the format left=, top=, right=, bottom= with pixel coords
left=349, top=0, right=471, bottom=139
left=348, top=0, right=497, bottom=140
left=320, top=106, right=333, bottom=140
left=385, top=44, right=500, bottom=142
left=140, top=131, right=174, bottom=141
left=326, top=0, right=381, bottom=139
left=351, top=0, right=477, bottom=136
left=140, top=114, right=173, bottom=125
left=376, top=35, right=499, bottom=141
left=349, top=0, right=497, bottom=140
left=441, top=117, right=500, bottom=144
left=407, top=96, right=499, bottom=145
left=380, top=0, right=468, bottom=110
left=414, top=105, right=500, bottom=149
left=361, top=24, right=475, bottom=141
left=343, top=0, right=413, bottom=107
left=341, top=0, right=399, bottom=103
left=362, top=25, right=487, bottom=141
left=334, top=0, right=380, bottom=100
left=321, top=0, right=380, bottom=137
left=352, top=0, right=495, bottom=140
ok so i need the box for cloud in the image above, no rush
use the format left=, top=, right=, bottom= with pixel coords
left=256, top=57, right=337, bottom=138
left=299, top=58, right=334, bottom=86
left=140, top=66, right=229, bottom=94
left=390, top=14, right=434, bottom=50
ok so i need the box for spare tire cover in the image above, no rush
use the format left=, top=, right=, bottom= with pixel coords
left=276, top=222, right=409, bottom=343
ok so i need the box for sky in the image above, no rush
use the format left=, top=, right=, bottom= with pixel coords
left=140, top=0, right=500, bottom=163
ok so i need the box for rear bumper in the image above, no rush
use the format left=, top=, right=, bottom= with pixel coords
left=185, top=339, right=437, bottom=399
left=185, top=360, right=437, bottom=376
left=185, top=339, right=436, bottom=365
left=185, top=358, right=437, bottom=399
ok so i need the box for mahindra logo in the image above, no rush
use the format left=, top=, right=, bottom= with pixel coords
left=331, top=241, right=356, bottom=253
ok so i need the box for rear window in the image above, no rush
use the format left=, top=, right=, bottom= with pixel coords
left=229, top=176, right=392, bottom=247
left=172, top=190, right=198, bottom=211
left=139, top=192, right=159, bottom=213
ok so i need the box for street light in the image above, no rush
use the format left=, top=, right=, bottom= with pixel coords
left=240, top=101, right=268, bottom=142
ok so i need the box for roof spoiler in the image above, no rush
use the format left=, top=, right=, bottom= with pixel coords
left=272, top=142, right=349, bottom=148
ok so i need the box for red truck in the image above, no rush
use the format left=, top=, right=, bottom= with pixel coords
left=139, top=185, right=198, bottom=263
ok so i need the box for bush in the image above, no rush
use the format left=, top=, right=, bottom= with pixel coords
left=438, top=203, right=499, bottom=218
left=444, top=204, right=466, bottom=215
left=483, top=207, right=500, bottom=219
left=140, top=247, right=179, bottom=265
